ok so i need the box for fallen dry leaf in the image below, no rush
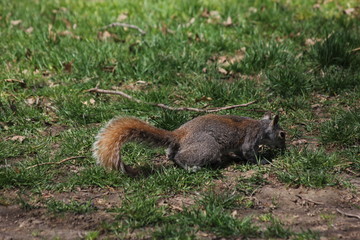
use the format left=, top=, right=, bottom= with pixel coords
left=117, top=12, right=128, bottom=22
left=102, top=65, right=116, bottom=72
left=311, top=104, right=322, bottom=109
left=63, top=61, right=73, bottom=73
left=10, top=20, right=22, bottom=26
left=343, top=8, right=355, bottom=15
left=210, top=48, right=246, bottom=69
left=52, top=7, right=68, bottom=14
left=201, top=8, right=210, bottom=18
left=25, top=27, right=33, bottom=34
left=116, top=80, right=151, bottom=91
left=195, top=96, right=213, bottom=103
left=25, top=96, right=39, bottom=106
left=184, top=17, right=195, bottom=27
left=305, top=38, right=322, bottom=46
left=218, top=67, right=228, bottom=75
left=228, top=48, right=246, bottom=64
left=48, top=24, right=56, bottom=42
left=248, top=7, right=258, bottom=14
left=291, top=139, right=308, bottom=145
left=97, top=31, right=119, bottom=41
left=210, top=11, right=221, bottom=19
left=0, top=122, right=9, bottom=131
left=313, top=3, right=321, bottom=9
left=223, top=16, right=233, bottom=27
left=231, top=210, right=238, bottom=217
left=47, top=80, right=59, bottom=88
left=61, top=18, right=72, bottom=29
left=58, top=30, right=80, bottom=39
left=5, top=78, right=24, bottom=84
left=9, top=135, right=26, bottom=143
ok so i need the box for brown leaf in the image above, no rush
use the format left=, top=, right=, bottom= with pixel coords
left=102, top=65, right=116, bottom=72
left=218, top=67, right=228, bottom=75
left=228, top=48, right=246, bottom=64
left=10, top=20, right=22, bottom=26
left=97, top=31, right=118, bottom=41
left=185, top=17, right=195, bottom=27
left=210, top=11, right=221, bottom=19
left=117, top=12, right=128, bottom=22
left=223, top=16, right=233, bottom=27
left=25, top=96, right=39, bottom=106
left=201, top=8, right=210, bottom=18
left=311, top=104, right=321, bottom=109
left=195, top=96, right=213, bottom=103
left=25, top=27, right=34, bottom=34
left=0, top=122, right=9, bottom=131
left=206, top=11, right=221, bottom=24
left=5, top=78, right=24, bottom=84
left=26, top=48, right=32, bottom=59
left=48, top=24, right=57, bottom=42
left=161, top=23, right=175, bottom=35
left=202, top=67, right=207, bottom=73
left=63, top=61, right=73, bottom=73
left=313, top=3, right=321, bottom=9
left=58, top=30, right=80, bottom=39
left=117, top=80, right=150, bottom=91
left=343, top=8, right=355, bottom=15
left=217, top=56, right=228, bottom=64
left=9, top=135, right=26, bottom=143
left=248, top=7, right=258, bottom=14
left=304, top=38, right=322, bottom=46
left=291, top=139, right=308, bottom=145
left=61, top=18, right=72, bottom=29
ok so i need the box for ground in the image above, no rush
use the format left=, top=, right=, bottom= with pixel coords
left=1, top=0, right=360, bottom=239
left=1, top=165, right=360, bottom=239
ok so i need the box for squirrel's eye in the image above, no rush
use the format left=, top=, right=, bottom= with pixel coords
left=279, top=131, right=286, bottom=139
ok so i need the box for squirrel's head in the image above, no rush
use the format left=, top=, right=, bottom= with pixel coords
left=260, top=113, right=286, bottom=150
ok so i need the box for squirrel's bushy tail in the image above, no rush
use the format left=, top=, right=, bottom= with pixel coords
left=92, top=117, right=175, bottom=176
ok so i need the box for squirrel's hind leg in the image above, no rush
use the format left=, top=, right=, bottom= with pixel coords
left=172, top=138, right=221, bottom=171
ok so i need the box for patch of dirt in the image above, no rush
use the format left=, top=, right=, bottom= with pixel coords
left=0, top=187, right=122, bottom=240
left=1, top=169, right=359, bottom=239
left=212, top=168, right=360, bottom=239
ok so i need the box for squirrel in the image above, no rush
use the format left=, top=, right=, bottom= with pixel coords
left=92, top=113, right=286, bottom=176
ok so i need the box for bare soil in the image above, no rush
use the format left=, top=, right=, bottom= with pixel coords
left=1, top=169, right=359, bottom=240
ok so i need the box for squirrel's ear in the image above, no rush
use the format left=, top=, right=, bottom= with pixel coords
left=262, top=112, right=272, bottom=120
left=271, top=115, right=279, bottom=126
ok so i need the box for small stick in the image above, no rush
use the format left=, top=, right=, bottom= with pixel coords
left=86, top=87, right=257, bottom=113
left=336, top=208, right=360, bottom=220
left=102, top=22, right=146, bottom=35
left=296, top=194, right=324, bottom=205
left=26, top=156, right=86, bottom=169
left=351, top=47, right=360, bottom=53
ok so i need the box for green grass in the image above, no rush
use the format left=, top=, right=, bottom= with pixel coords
left=46, top=199, right=96, bottom=214
left=272, top=148, right=342, bottom=188
left=1, top=0, right=360, bottom=239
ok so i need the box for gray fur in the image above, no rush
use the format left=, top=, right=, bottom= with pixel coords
left=167, top=114, right=286, bottom=170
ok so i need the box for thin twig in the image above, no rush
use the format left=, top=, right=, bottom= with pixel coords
left=86, top=87, right=257, bottom=113
left=26, top=156, right=86, bottom=169
left=336, top=208, right=360, bottom=220
left=296, top=194, right=324, bottom=205
left=102, top=22, right=146, bottom=35
left=351, top=47, right=360, bottom=53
